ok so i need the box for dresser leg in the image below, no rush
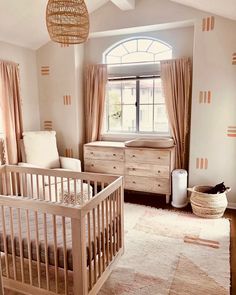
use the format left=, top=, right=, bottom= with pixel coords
left=166, top=195, right=170, bottom=204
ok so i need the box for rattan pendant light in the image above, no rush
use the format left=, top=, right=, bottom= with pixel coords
left=46, top=0, right=89, bottom=45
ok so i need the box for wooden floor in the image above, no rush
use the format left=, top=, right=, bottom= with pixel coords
left=124, top=191, right=236, bottom=295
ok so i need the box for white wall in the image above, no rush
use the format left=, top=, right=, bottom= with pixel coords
left=85, top=26, right=194, bottom=65
left=0, top=41, right=40, bottom=131
left=36, top=42, right=85, bottom=159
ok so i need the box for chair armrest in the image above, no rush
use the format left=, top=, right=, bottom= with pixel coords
left=18, top=162, right=41, bottom=168
left=60, top=157, right=81, bottom=172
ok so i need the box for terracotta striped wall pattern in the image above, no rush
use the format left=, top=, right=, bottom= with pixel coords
left=202, top=16, right=215, bottom=32
left=232, top=53, right=236, bottom=65
left=227, top=126, right=236, bottom=137
left=65, top=148, right=73, bottom=158
left=41, top=66, right=50, bottom=76
left=63, top=95, right=72, bottom=105
left=44, top=120, right=53, bottom=131
left=199, top=91, right=211, bottom=104
left=60, top=43, right=70, bottom=48
left=196, top=158, right=208, bottom=170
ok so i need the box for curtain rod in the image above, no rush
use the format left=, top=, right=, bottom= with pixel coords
left=108, top=75, right=160, bottom=82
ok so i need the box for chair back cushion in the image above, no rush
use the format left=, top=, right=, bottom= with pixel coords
left=22, top=131, right=60, bottom=168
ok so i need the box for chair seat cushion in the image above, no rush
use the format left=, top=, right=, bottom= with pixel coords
left=22, top=131, right=60, bottom=169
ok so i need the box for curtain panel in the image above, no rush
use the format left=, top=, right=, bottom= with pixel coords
left=160, top=57, right=192, bottom=170
left=0, top=60, right=23, bottom=164
left=85, top=64, right=108, bottom=143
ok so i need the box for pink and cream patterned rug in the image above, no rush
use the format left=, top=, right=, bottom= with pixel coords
left=99, top=203, right=230, bottom=295
left=4, top=203, right=230, bottom=295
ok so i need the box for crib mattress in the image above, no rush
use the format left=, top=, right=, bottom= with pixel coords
left=0, top=209, right=116, bottom=271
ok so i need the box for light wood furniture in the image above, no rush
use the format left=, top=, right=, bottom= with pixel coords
left=0, top=165, right=124, bottom=295
left=84, top=141, right=175, bottom=203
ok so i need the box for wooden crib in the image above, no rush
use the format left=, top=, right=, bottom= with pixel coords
left=0, top=165, right=124, bottom=295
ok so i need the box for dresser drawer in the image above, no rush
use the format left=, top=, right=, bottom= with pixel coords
left=85, top=159, right=124, bottom=175
left=125, top=148, right=170, bottom=165
left=84, top=146, right=124, bottom=162
left=125, top=176, right=169, bottom=194
left=125, top=163, right=169, bottom=178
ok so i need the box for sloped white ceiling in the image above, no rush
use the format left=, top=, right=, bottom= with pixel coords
left=0, top=0, right=235, bottom=50
left=170, top=0, right=236, bottom=21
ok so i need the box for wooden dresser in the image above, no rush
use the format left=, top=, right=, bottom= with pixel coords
left=84, top=141, right=175, bottom=203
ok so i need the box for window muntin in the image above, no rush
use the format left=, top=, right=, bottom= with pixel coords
left=105, top=77, right=169, bottom=134
left=105, top=38, right=172, bottom=65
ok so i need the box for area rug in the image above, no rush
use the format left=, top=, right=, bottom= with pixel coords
left=99, top=203, right=230, bottom=295
left=4, top=203, right=230, bottom=295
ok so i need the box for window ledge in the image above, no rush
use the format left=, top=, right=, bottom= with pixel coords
left=101, top=132, right=172, bottom=142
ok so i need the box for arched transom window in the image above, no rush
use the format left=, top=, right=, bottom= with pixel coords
left=104, top=37, right=172, bottom=65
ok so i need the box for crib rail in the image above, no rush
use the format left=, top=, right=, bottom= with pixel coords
left=0, top=165, right=124, bottom=295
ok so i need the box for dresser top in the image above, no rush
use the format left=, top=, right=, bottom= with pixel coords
left=84, top=141, right=125, bottom=148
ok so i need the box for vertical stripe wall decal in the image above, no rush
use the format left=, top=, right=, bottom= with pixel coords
left=196, top=158, right=208, bottom=169
left=227, top=126, right=236, bottom=137
left=232, top=53, right=236, bottom=65
left=202, top=16, right=215, bottom=32
left=199, top=91, right=211, bottom=104
left=65, top=148, right=73, bottom=158
left=63, top=95, right=72, bottom=105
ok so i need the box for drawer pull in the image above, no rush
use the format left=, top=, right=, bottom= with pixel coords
left=90, top=152, right=94, bottom=155
left=158, top=170, right=161, bottom=173
left=132, top=155, right=136, bottom=158
left=158, top=157, right=161, bottom=159
left=113, top=166, right=116, bottom=169
left=132, top=181, right=136, bottom=184
left=91, top=164, right=94, bottom=167
left=113, top=153, right=116, bottom=156
left=158, top=184, right=161, bottom=187
left=132, top=168, right=136, bottom=171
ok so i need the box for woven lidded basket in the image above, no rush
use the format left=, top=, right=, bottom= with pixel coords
left=188, top=186, right=230, bottom=219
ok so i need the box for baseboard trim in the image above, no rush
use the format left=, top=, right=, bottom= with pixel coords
left=227, top=202, right=236, bottom=209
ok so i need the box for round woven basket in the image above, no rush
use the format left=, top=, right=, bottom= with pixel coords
left=188, top=185, right=229, bottom=219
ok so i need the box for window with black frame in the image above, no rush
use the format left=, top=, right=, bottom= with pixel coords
left=104, top=37, right=172, bottom=135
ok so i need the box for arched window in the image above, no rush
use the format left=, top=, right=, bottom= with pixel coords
left=104, top=37, right=172, bottom=65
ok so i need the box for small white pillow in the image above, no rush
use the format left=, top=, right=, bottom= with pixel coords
left=23, top=131, right=60, bottom=169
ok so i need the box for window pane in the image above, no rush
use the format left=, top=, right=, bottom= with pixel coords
left=122, top=52, right=154, bottom=64
left=122, top=105, right=136, bottom=132
left=154, top=105, right=169, bottom=133
left=123, top=40, right=137, bottom=53
left=154, top=79, right=165, bottom=103
left=108, top=104, right=122, bottom=131
left=122, top=81, right=136, bottom=104
left=139, top=104, right=153, bottom=132
left=106, top=55, right=121, bottom=64
left=140, top=79, right=154, bottom=104
left=107, top=81, right=121, bottom=105
left=138, top=39, right=152, bottom=51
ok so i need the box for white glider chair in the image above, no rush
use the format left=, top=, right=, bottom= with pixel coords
left=19, top=131, right=91, bottom=203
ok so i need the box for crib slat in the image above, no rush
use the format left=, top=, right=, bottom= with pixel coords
left=43, top=213, right=50, bottom=290
left=54, top=177, right=58, bottom=202
left=92, top=208, right=97, bottom=283
left=116, top=190, right=120, bottom=251
left=105, top=198, right=109, bottom=266
left=34, top=211, right=41, bottom=288
left=80, top=180, right=84, bottom=205
left=101, top=200, right=105, bottom=272
left=1, top=206, right=9, bottom=278
left=87, top=212, right=92, bottom=289
left=42, top=176, right=46, bottom=200
left=48, top=176, right=52, bottom=202
left=61, top=178, right=64, bottom=203
left=19, top=174, right=23, bottom=197
left=74, top=179, right=77, bottom=205
left=97, top=204, right=101, bottom=277
left=17, top=208, right=25, bottom=283
left=113, top=192, right=117, bottom=255
left=9, top=172, right=13, bottom=196
left=87, top=180, right=91, bottom=200
left=110, top=195, right=113, bottom=260
left=9, top=207, right=17, bottom=280
left=14, top=173, right=18, bottom=197
left=52, top=215, right=59, bottom=294
left=26, top=210, right=33, bottom=285
left=30, top=174, right=34, bottom=197
left=62, top=216, right=68, bottom=294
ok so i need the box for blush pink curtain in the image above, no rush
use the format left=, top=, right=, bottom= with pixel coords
left=85, top=64, right=108, bottom=142
left=160, top=58, right=192, bottom=170
left=0, top=60, right=23, bottom=164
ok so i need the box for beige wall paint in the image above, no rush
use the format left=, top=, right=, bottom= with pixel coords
left=189, top=16, right=236, bottom=206
left=0, top=41, right=40, bottom=131
left=36, top=42, right=85, bottom=159
left=85, top=26, right=194, bottom=65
